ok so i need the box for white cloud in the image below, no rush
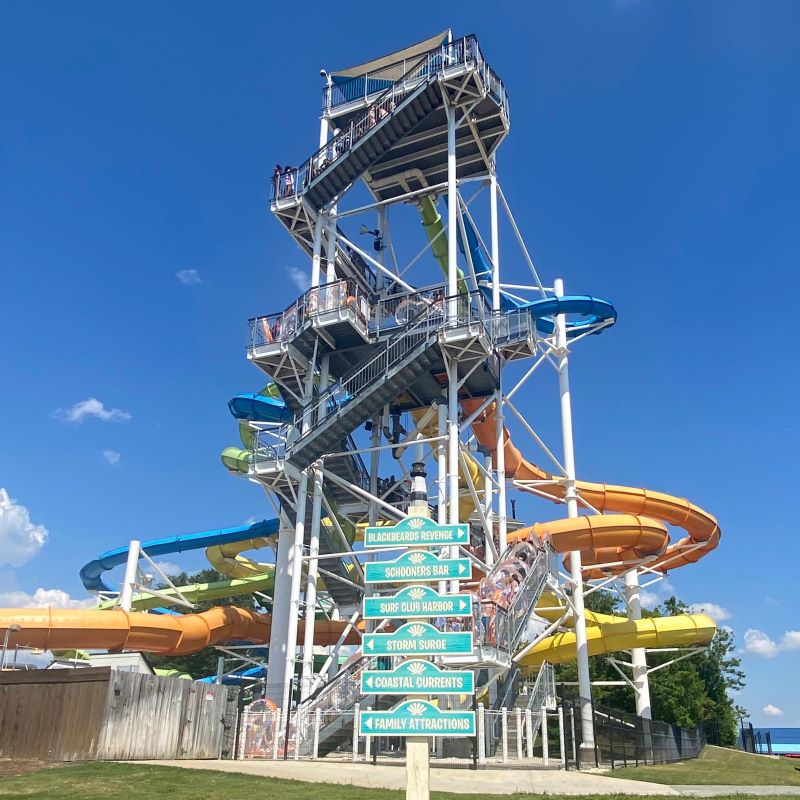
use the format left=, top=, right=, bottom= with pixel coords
left=0, top=489, right=48, bottom=567
left=287, top=267, right=309, bottom=292
left=743, top=628, right=800, bottom=658
left=688, top=602, right=731, bottom=621
left=176, top=268, right=201, bottom=285
left=0, top=587, right=94, bottom=609
left=53, top=398, right=131, bottom=423
left=763, top=704, right=784, bottom=717
left=102, top=450, right=121, bottom=465
left=639, top=590, right=661, bottom=609
left=151, top=561, right=181, bottom=577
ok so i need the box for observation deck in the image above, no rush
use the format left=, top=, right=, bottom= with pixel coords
left=271, top=33, right=509, bottom=219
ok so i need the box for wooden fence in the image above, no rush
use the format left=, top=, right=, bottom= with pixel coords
left=0, top=667, right=239, bottom=761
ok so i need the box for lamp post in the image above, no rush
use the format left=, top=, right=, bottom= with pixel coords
left=1, top=624, right=21, bottom=670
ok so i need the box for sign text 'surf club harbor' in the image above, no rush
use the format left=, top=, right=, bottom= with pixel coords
left=364, top=550, right=471, bottom=584
left=363, top=621, right=473, bottom=656
left=364, top=515, right=470, bottom=549
left=359, top=700, right=476, bottom=737
left=360, top=659, right=474, bottom=696
left=363, top=584, right=472, bottom=620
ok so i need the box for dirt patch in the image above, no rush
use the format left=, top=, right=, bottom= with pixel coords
left=0, top=758, right=65, bottom=777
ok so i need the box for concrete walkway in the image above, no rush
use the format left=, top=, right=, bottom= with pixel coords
left=140, top=760, right=800, bottom=796
left=142, top=759, right=681, bottom=795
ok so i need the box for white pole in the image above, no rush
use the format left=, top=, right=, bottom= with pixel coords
left=447, top=358, right=460, bottom=593
left=300, top=466, right=324, bottom=700
left=352, top=702, right=360, bottom=762
left=501, top=707, right=508, bottom=764
left=326, top=213, right=337, bottom=284
left=119, top=539, right=140, bottom=611
left=541, top=707, right=549, bottom=766
left=437, top=401, right=448, bottom=595
left=554, top=277, right=595, bottom=757
left=624, top=569, right=653, bottom=719
left=516, top=708, right=523, bottom=760
left=477, top=703, right=486, bottom=764
left=558, top=706, right=566, bottom=767
left=525, top=708, right=534, bottom=758
left=310, top=216, right=324, bottom=288
left=446, top=104, right=458, bottom=324
left=483, top=452, right=494, bottom=567
left=266, top=512, right=294, bottom=699
left=313, top=708, right=321, bottom=759
left=495, top=392, right=508, bottom=555
left=490, top=171, right=500, bottom=315
left=283, top=472, right=309, bottom=713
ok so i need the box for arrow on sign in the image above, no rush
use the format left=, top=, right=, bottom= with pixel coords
left=366, top=676, right=374, bottom=688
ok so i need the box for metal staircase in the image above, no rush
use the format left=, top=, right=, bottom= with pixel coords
left=283, top=306, right=443, bottom=470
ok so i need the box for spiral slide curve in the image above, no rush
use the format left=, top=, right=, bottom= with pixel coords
left=462, top=399, right=720, bottom=666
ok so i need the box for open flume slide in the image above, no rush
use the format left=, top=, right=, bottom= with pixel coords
left=463, top=400, right=721, bottom=576
left=0, top=606, right=360, bottom=656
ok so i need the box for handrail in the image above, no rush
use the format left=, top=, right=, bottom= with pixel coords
left=273, top=35, right=509, bottom=204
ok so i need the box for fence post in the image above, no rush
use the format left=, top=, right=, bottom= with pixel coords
left=352, top=703, right=360, bottom=762
left=365, top=707, right=372, bottom=762
left=477, top=703, right=486, bottom=765
left=313, top=709, right=321, bottom=759
left=525, top=708, right=534, bottom=759
left=272, top=709, right=281, bottom=760
left=293, top=709, right=301, bottom=761
left=558, top=706, right=565, bottom=767
left=571, top=703, right=579, bottom=769
left=541, top=706, right=549, bottom=766
left=501, top=707, right=508, bottom=764
left=237, top=711, right=248, bottom=760
left=516, top=708, right=523, bottom=760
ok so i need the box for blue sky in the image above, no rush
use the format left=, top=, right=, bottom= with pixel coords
left=1, top=1, right=798, bottom=725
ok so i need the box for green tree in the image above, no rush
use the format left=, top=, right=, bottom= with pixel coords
left=148, top=568, right=264, bottom=679
left=554, top=590, right=745, bottom=745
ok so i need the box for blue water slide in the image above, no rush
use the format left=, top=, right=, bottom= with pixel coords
left=198, top=665, right=267, bottom=684
left=455, top=208, right=617, bottom=337
left=79, top=519, right=280, bottom=592
left=228, top=393, right=292, bottom=423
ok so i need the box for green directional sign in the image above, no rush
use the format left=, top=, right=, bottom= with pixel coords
left=361, top=659, right=474, bottom=696
left=364, top=550, right=471, bottom=585
left=363, top=585, right=472, bottom=620
left=359, top=699, right=475, bottom=737
left=363, top=622, right=473, bottom=656
left=364, top=516, right=469, bottom=550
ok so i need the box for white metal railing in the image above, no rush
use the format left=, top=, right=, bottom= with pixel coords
left=274, top=35, right=509, bottom=204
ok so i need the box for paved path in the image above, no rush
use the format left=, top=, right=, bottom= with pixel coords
left=674, top=787, right=800, bottom=797
left=141, top=759, right=680, bottom=795
left=139, top=760, right=800, bottom=796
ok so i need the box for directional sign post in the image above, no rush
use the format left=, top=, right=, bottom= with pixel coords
left=364, top=622, right=472, bottom=657
left=364, top=550, right=471, bottom=584
left=361, top=659, right=474, bottom=696
left=359, top=699, right=476, bottom=738
left=363, top=585, right=473, bottom=620
left=364, top=516, right=470, bottom=549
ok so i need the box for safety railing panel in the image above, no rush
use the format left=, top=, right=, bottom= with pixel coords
left=248, top=279, right=369, bottom=350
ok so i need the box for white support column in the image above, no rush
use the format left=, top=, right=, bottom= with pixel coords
left=624, top=568, right=653, bottom=719
left=490, top=170, right=500, bottom=315
left=437, top=401, right=448, bottom=595
left=495, top=392, right=508, bottom=555
left=483, top=451, right=495, bottom=567
left=300, top=465, right=324, bottom=700
left=558, top=706, right=566, bottom=767
left=326, top=214, right=337, bottom=284
left=266, top=513, right=294, bottom=700
left=554, top=277, right=595, bottom=757
left=352, top=703, right=360, bottom=762
left=119, top=539, right=141, bottom=612
left=310, top=216, right=324, bottom=288
left=283, top=472, right=309, bottom=713
left=501, top=707, right=508, bottom=764
left=477, top=704, right=486, bottom=764
left=515, top=708, right=523, bottom=760
left=313, top=708, right=321, bottom=759
left=446, top=103, right=458, bottom=324
left=447, top=358, right=460, bottom=593
left=525, top=708, right=534, bottom=758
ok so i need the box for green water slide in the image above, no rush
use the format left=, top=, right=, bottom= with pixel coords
left=418, top=195, right=468, bottom=294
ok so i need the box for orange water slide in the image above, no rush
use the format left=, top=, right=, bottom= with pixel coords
left=462, top=400, right=720, bottom=575
left=0, top=607, right=360, bottom=656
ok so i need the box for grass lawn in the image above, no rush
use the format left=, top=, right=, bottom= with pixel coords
left=1, top=762, right=800, bottom=800
left=614, top=745, right=800, bottom=786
